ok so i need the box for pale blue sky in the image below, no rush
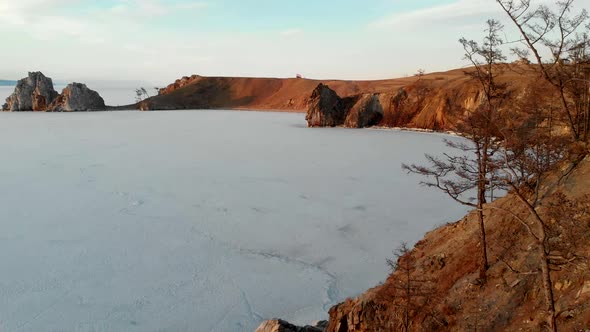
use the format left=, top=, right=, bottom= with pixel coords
left=0, top=0, right=588, bottom=84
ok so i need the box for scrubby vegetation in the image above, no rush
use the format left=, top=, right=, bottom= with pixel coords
left=358, top=1, right=590, bottom=331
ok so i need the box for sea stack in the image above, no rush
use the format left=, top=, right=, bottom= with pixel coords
left=2, top=72, right=59, bottom=111
left=49, top=83, right=106, bottom=112
left=2, top=72, right=107, bottom=112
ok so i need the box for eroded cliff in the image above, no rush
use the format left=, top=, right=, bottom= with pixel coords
left=140, top=66, right=536, bottom=131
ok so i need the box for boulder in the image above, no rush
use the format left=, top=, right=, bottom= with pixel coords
left=49, top=83, right=106, bottom=112
left=306, top=84, right=348, bottom=127
left=2, top=72, right=58, bottom=111
left=344, top=94, right=384, bottom=128
left=255, top=319, right=326, bottom=332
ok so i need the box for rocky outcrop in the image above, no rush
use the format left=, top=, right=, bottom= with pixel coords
left=255, top=319, right=327, bottom=332
left=306, top=84, right=383, bottom=128
left=2, top=72, right=58, bottom=111
left=158, top=74, right=201, bottom=95
left=48, top=83, right=105, bottom=112
left=326, top=298, right=387, bottom=332
left=344, top=94, right=384, bottom=128
left=306, top=84, right=348, bottom=127
left=2, top=73, right=106, bottom=112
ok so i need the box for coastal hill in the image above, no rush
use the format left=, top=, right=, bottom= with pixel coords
left=139, top=65, right=536, bottom=130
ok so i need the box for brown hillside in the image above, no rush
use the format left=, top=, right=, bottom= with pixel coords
left=139, top=66, right=539, bottom=130
left=325, top=155, right=590, bottom=332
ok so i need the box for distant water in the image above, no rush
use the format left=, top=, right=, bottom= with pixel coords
left=0, top=111, right=470, bottom=331
left=0, top=84, right=138, bottom=107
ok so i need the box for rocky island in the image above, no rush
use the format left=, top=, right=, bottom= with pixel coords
left=2, top=72, right=106, bottom=112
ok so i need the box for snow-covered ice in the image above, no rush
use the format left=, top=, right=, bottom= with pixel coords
left=0, top=110, right=470, bottom=331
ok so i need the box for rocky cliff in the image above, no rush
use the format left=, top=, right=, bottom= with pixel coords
left=49, top=83, right=105, bottom=112
left=140, top=66, right=533, bottom=131
left=2, top=72, right=58, bottom=111
left=258, top=155, right=590, bottom=331
left=305, top=84, right=383, bottom=128
left=2, top=72, right=106, bottom=112
left=255, top=319, right=327, bottom=332
left=344, top=94, right=384, bottom=129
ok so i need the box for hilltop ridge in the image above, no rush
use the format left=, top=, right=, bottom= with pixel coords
left=138, top=65, right=538, bottom=131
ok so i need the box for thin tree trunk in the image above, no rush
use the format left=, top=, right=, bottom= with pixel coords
left=477, top=200, right=489, bottom=281
left=539, top=243, right=557, bottom=332
left=477, top=137, right=490, bottom=281
left=513, top=191, right=557, bottom=332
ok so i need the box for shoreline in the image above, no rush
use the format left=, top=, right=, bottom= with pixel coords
left=0, top=108, right=462, bottom=137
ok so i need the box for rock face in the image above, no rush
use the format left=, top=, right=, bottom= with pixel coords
left=158, top=74, right=201, bottom=95
left=2, top=72, right=58, bottom=111
left=255, top=319, right=326, bottom=332
left=48, top=83, right=106, bottom=112
left=344, top=94, right=384, bottom=128
left=325, top=298, right=385, bottom=332
left=306, top=84, right=383, bottom=128
left=2, top=73, right=106, bottom=112
left=306, top=84, right=349, bottom=127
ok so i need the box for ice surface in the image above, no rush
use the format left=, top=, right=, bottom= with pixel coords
left=0, top=110, right=470, bottom=331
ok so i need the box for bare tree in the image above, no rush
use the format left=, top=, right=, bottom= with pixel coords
left=494, top=96, right=570, bottom=331
left=135, top=87, right=150, bottom=103
left=379, top=243, right=438, bottom=332
left=497, top=0, right=590, bottom=141
left=403, top=20, right=508, bottom=282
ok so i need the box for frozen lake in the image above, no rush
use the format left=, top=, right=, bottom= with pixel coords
left=0, top=111, right=469, bottom=331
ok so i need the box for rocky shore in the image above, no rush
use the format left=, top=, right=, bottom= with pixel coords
left=255, top=319, right=328, bottom=332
